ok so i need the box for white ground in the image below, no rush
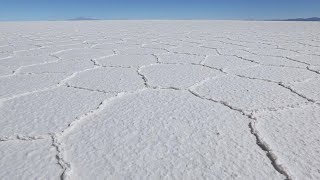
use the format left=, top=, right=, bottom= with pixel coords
left=0, top=21, right=320, bottom=180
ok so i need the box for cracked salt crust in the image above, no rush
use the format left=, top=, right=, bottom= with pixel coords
left=232, top=65, right=318, bottom=84
left=156, top=53, right=205, bottom=64
left=288, top=54, right=320, bottom=66
left=66, top=67, right=145, bottom=93
left=235, top=54, right=308, bottom=68
left=140, top=64, right=224, bottom=89
left=191, top=75, right=308, bottom=112
left=254, top=105, right=320, bottom=179
left=19, top=59, right=94, bottom=74
left=0, top=55, right=59, bottom=76
left=55, top=48, right=115, bottom=61
left=0, top=139, right=62, bottom=179
left=289, top=77, right=320, bottom=102
left=0, top=65, right=13, bottom=76
left=0, top=86, right=110, bottom=137
left=97, top=54, right=157, bottom=68
left=171, top=46, right=220, bottom=56
left=116, top=47, right=168, bottom=55
left=204, top=55, right=258, bottom=72
left=0, top=73, right=68, bottom=99
left=63, top=89, right=282, bottom=179
left=0, top=20, right=320, bottom=180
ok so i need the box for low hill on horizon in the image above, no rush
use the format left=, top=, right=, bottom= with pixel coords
left=270, top=17, right=320, bottom=21
left=68, top=17, right=100, bottom=21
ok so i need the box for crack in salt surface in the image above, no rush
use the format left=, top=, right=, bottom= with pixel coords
left=234, top=55, right=260, bottom=64
left=137, top=66, right=151, bottom=88
left=151, top=53, right=161, bottom=63
left=51, top=134, right=71, bottom=180
left=65, top=83, right=114, bottom=94
left=199, top=45, right=222, bottom=55
left=306, top=66, right=320, bottom=75
left=0, top=134, right=49, bottom=142
left=190, top=63, right=227, bottom=74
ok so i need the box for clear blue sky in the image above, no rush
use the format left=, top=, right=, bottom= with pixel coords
left=0, top=0, right=319, bottom=21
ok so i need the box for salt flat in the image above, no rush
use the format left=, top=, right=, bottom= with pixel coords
left=0, top=20, right=319, bottom=180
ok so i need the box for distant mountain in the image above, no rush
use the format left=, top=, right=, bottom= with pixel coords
left=270, top=17, right=320, bottom=22
left=285, top=17, right=320, bottom=21
left=68, top=17, right=100, bottom=21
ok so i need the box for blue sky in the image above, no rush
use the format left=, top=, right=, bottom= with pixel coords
left=0, top=0, right=319, bottom=21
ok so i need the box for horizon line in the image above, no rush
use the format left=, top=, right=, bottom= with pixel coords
left=1, top=16, right=320, bottom=22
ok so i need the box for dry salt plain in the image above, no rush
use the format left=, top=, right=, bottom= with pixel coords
left=0, top=20, right=320, bottom=180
